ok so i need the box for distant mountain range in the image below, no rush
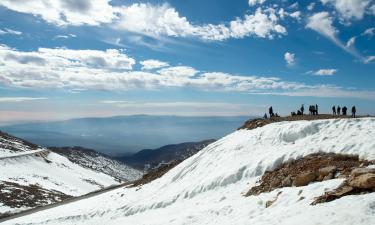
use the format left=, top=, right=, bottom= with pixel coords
left=0, top=115, right=249, bottom=155
left=117, top=139, right=216, bottom=171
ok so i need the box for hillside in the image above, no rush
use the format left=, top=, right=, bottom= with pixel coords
left=0, top=132, right=131, bottom=217
left=118, top=139, right=215, bottom=170
left=3, top=118, right=375, bottom=225
left=50, top=146, right=142, bottom=182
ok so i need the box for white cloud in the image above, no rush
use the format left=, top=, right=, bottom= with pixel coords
left=346, top=36, right=356, bottom=47
left=314, top=69, right=338, bottom=76
left=54, top=34, right=76, bottom=39
left=0, top=28, right=22, bottom=35
left=364, top=56, right=375, bottom=63
left=140, top=60, right=169, bottom=70
left=248, top=0, right=266, bottom=6
left=289, top=2, right=299, bottom=9
left=0, top=45, right=373, bottom=100
left=114, top=4, right=286, bottom=40
left=0, top=1, right=288, bottom=41
left=362, top=27, right=375, bottom=37
left=0, top=97, right=47, bottom=102
left=254, top=86, right=375, bottom=100
left=320, top=0, right=372, bottom=21
left=158, top=66, right=198, bottom=77
left=0, top=0, right=116, bottom=26
left=284, top=52, right=295, bottom=66
left=306, top=12, right=364, bottom=61
left=307, top=3, right=316, bottom=11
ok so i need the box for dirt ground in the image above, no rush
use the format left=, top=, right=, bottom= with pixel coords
left=239, top=114, right=370, bottom=130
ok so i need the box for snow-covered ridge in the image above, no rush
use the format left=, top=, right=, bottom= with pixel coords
left=4, top=118, right=375, bottom=225
left=0, top=132, right=122, bottom=216
left=50, top=146, right=142, bottom=182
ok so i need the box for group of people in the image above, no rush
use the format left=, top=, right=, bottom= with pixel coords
left=264, top=106, right=280, bottom=119
left=263, top=104, right=358, bottom=119
left=291, top=104, right=318, bottom=116
left=332, top=105, right=356, bottom=117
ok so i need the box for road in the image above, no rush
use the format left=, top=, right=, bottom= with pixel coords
left=0, top=149, right=49, bottom=160
left=0, top=182, right=132, bottom=223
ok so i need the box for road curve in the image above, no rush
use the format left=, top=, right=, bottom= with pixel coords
left=0, top=149, right=49, bottom=160
left=0, top=182, right=132, bottom=223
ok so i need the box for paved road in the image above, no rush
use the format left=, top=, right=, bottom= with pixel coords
left=0, top=182, right=132, bottom=223
left=0, top=149, right=49, bottom=160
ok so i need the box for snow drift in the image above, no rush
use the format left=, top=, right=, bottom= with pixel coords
left=4, top=118, right=375, bottom=225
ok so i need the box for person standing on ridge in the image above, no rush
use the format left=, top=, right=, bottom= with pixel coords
left=315, top=104, right=319, bottom=115
left=337, top=106, right=341, bottom=116
left=300, top=104, right=304, bottom=115
left=342, top=106, right=348, bottom=116
left=351, top=106, right=356, bottom=118
left=332, top=106, right=336, bottom=116
left=269, top=106, right=274, bottom=118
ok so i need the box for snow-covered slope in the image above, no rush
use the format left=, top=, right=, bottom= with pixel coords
left=50, top=147, right=142, bottom=182
left=0, top=132, right=122, bottom=216
left=4, top=118, right=375, bottom=225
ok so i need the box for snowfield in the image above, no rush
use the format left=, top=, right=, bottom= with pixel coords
left=4, top=118, right=375, bottom=225
left=0, top=152, right=119, bottom=196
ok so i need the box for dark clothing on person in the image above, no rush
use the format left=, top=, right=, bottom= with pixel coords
left=342, top=106, right=348, bottom=116
left=332, top=106, right=336, bottom=115
left=337, top=106, right=341, bottom=116
left=301, top=105, right=304, bottom=115
left=352, top=106, right=356, bottom=118
left=315, top=104, right=319, bottom=115
left=269, top=106, right=274, bottom=118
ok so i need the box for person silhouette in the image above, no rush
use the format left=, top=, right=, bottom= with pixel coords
left=351, top=106, right=356, bottom=118
left=332, top=106, right=336, bottom=116
left=337, top=106, right=341, bottom=116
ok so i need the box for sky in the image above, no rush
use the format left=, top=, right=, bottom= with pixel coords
left=0, top=0, right=374, bottom=124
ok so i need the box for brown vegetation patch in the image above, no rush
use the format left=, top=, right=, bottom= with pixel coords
left=0, top=181, right=72, bottom=216
left=130, top=160, right=181, bottom=187
left=246, top=153, right=373, bottom=196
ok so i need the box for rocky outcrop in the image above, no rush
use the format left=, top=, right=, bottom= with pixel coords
left=246, top=153, right=369, bottom=196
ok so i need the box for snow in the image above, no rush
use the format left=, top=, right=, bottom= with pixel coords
left=0, top=149, right=45, bottom=159
left=0, top=152, right=119, bottom=196
left=3, top=118, right=375, bottom=225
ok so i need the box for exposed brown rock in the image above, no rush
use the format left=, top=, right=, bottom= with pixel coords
left=293, top=171, right=317, bottom=187
left=246, top=153, right=367, bottom=196
left=348, top=173, right=375, bottom=189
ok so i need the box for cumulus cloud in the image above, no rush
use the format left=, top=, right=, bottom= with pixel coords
left=0, top=45, right=373, bottom=100
left=0, top=1, right=288, bottom=41
left=140, top=60, right=169, bottom=70
left=0, top=28, right=22, bottom=35
left=248, top=0, right=266, bottom=6
left=0, top=0, right=116, bottom=26
left=158, top=66, right=198, bottom=77
left=320, top=0, right=372, bottom=21
left=307, top=3, right=316, bottom=11
left=284, top=52, right=295, bottom=66
left=313, top=69, right=338, bottom=76
left=114, top=4, right=286, bottom=40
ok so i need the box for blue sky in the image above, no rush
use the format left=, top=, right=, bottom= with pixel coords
left=0, top=0, right=374, bottom=124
